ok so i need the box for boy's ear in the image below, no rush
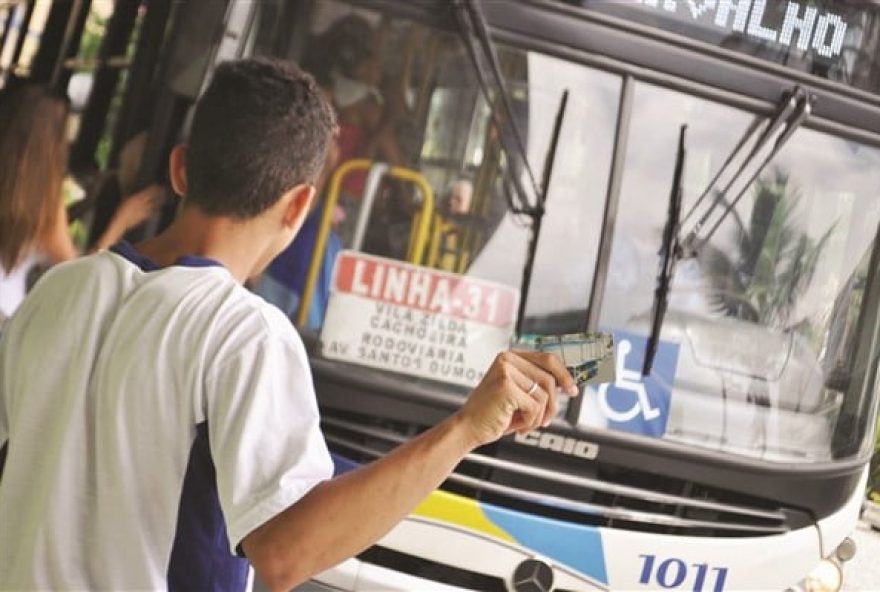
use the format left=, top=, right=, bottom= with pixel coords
left=281, top=184, right=317, bottom=230
left=169, top=145, right=188, bottom=196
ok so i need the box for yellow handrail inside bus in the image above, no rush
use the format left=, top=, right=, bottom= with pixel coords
left=427, top=213, right=444, bottom=269
left=426, top=214, right=473, bottom=272
left=295, top=159, right=435, bottom=329
left=296, top=158, right=369, bottom=329
left=397, top=167, right=434, bottom=264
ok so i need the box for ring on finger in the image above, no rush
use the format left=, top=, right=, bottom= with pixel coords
left=526, top=380, right=539, bottom=396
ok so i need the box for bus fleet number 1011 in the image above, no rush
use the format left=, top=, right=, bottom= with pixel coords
left=638, top=554, right=729, bottom=592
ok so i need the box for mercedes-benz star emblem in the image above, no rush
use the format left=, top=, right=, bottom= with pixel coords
left=512, top=558, right=554, bottom=592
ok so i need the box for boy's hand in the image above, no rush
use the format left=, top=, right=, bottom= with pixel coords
left=455, top=351, right=579, bottom=449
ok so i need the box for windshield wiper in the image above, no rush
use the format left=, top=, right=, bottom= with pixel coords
left=452, top=0, right=570, bottom=336
left=643, top=88, right=813, bottom=375
left=679, top=86, right=812, bottom=255
left=515, top=90, right=569, bottom=335
left=643, top=125, right=687, bottom=376
left=692, top=92, right=811, bottom=249
left=452, top=0, right=542, bottom=215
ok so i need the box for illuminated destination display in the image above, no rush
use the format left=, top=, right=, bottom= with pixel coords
left=634, top=0, right=849, bottom=58
left=573, top=0, right=880, bottom=95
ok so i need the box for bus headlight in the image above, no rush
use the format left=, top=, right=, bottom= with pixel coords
left=804, top=558, right=843, bottom=592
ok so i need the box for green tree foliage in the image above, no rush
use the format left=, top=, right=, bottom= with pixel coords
left=78, top=10, right=108, bottom=68
left=698, top=168, right=834, bottom=328
left=871, top=417, right=880, bottom=501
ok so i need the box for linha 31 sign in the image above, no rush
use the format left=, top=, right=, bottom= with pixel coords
left=321, top=251, right=519, bottom=388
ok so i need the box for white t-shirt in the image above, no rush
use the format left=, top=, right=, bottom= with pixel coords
left=0, top=243, right=333, bottom=590
left=0, top=251, right=40, bottom=320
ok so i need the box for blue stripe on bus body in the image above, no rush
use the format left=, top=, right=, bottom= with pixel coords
left=481, top=502, right=608, bottom=585
left=329, top=452, right=608, bottom=585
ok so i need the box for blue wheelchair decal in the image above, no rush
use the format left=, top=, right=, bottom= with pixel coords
left=590, top=329, right=679, bottom=438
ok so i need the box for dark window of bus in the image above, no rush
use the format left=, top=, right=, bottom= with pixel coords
left=0, top=0, right=52, bottom=83
left=251, top=0, right=619, bottom=337
left=67, top=1, right=146, bottom=172
left=59, top=1, right=146, bottom=251
left=593, top=80, right=880, bottom=462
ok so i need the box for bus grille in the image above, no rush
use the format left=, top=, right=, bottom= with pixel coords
left=321, top=411, right=800, bottom=538
left=358, top=547, right=507, bottom=591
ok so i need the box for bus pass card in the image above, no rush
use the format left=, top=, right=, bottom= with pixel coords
left=535, top=332, right=616, bottom=387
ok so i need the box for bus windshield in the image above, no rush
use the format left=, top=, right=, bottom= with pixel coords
left=590, top=82, right=880, bottom=464
left=263, top=0, right=880, bottom=466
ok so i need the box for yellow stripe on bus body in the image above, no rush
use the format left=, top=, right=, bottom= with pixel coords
left=413, top=490, right=515, bottom=543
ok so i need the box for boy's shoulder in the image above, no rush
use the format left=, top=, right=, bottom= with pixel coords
left=209, top=282, right=305, bottom=358
left=25, top=250, right=128, bottom=299
left=23, top=249, right=302, bottom=351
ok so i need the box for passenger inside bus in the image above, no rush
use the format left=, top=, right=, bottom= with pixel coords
left=429, top=178, right=480, bottom=271
left=0, top=82, right=163, bottom=321
left=304, top=14, right=408, bottom=241
left=255, top=13, right=414, bottom=326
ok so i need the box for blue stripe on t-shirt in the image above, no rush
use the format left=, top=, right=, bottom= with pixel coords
left=0, top=440, right=7, bottom=485
left=168, top=422, right=249, bottom=591
left=110, top=240, right=246, bottom=589
left=109, top=241, right=223, bottom=271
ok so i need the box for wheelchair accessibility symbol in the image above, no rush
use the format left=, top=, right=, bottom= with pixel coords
left=598, top=340, right=661, bottom=422
left=593, top=330, right=680, bottom=437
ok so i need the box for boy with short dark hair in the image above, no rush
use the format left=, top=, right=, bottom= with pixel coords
left=0, top=57, right=575, bottom=590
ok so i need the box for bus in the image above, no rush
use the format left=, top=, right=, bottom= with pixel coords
left=4, top=0, right=880, bottom=590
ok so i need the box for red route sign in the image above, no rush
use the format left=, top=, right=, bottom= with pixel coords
left=333, top=251, right=517, bottom=327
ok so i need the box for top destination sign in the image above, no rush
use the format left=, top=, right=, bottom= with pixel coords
left=634, top=0, right=848, bottom=58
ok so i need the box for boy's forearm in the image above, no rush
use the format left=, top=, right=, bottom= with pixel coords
left=243, top=412, right=478, bottom=591
left=243, top=350, right=577, bottom=591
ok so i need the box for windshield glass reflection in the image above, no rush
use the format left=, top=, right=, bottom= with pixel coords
left=590, top=81, right=880, bottom=462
